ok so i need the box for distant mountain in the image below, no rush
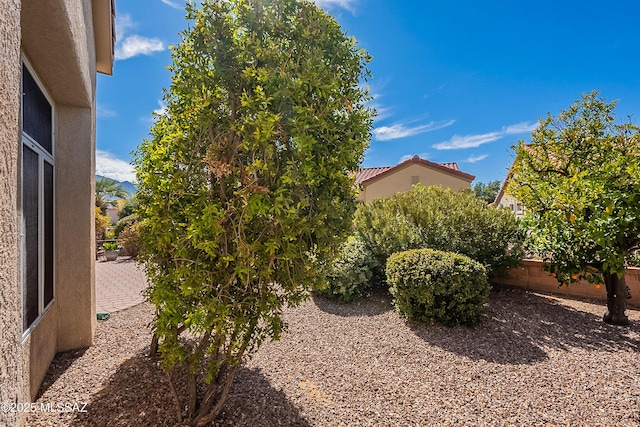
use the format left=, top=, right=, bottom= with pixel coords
left=96, top=175, right=137, bottom=197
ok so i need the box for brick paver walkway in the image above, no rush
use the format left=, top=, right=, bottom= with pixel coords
left=95, top=257, right=148, bottom=313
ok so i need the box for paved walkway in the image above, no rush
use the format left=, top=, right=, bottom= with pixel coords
left=95, top=257, right=149, bottom=313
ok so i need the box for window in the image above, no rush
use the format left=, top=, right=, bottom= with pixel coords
left=21, top=60, right=54, bottom=334
left=411, top=175, right=420, bottom=185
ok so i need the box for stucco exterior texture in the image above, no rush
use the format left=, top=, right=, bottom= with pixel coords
left=1, top=1, right=105, bottom=425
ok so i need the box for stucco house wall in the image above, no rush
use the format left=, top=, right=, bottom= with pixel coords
left=0, top=1, right=113, bottom=425
left=356, top=156, right=475, bottom=203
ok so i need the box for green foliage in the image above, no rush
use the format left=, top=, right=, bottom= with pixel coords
left=354, top=184, right=524, bottom=278
left=119, top=223, right=143, bottom=258
left=101, top=241, right=119, bottom=251
left=508, top=92, right=640, bottom=325
left=315, top=235, right=378, bottom=302
left=133, top=0, right=373, bottom=423
left=95, top=176, right=129, bottom=214
left=472, top=180, right=502, bottom=204
left=386, top=249, right=490, bottom=326
left=118, top=199, right=139, bottom=220
left=115, top=214, right=138, bottom=236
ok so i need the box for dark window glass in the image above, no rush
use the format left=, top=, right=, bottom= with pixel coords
left=23, top=145, right=39, bottom=330
left=22, top=64, right=52, bottom=154
left=44, top=161, right=54, bottom=307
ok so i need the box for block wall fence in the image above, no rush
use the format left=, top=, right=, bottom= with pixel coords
left=492, top=259, right=640, bottom=308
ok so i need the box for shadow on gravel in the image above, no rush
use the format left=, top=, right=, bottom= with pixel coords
left=312, top=288, right=393, bottom=317
left=411, top=287, right=640, bottom=365
left=36, top=347, right=88, bottom=399
left=71, top=353, right=309, bottom=427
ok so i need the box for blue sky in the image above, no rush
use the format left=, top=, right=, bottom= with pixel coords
left=96, top=0, right=640, bottom=184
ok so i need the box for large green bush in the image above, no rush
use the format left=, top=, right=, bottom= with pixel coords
left=386, top=249, right=490, bottom=326
left=315, top=235, right=378, bottom=302
left=355, top=184, right=524, bottom=277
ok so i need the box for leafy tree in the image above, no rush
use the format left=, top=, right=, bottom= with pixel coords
left=473, top=180, right=501, bottom=204
left=95, top=176, right=129, bottom=214
left=133, top=1, right=373, bottom=424
left=508, top=92, right=640, bottom=325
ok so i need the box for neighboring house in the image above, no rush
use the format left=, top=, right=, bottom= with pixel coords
left=355, top=155, right=475, bottom=203
left=492, top=170, right=525, bottom=217
left=0, top=1, right=114, bottom=426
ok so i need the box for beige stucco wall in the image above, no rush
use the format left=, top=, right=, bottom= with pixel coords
left=496, top=191, right=524, bottom=217
left=20, top=0, right=98, bottom=401
left=0, top=2, right=24, bottom=425
left=358, top=163, right=472, bottom=203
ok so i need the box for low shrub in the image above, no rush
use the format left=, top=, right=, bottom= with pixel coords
left=355, top=184, right=524, bottom=278
left=119, top=222, right=143, bottom=258
left=115, top=214, right=138, bottom=236
left=386, top=248, right=490, bottom=326
left=315, top=235, right=378, bottom=302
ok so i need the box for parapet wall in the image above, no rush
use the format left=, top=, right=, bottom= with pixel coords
left=492, top=259, right=640, bottom=308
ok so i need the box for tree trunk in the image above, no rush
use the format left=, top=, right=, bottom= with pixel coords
left=602, top=271, right=630, bottom=326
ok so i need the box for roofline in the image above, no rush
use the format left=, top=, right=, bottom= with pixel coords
left=360, top=155, right=475, bottom=186
left=93, top=0, right=115, bottom=75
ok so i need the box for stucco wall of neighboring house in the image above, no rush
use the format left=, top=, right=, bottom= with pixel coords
left=19, top=0, right=98, bottom=402
left=0, top=2, right=24, bottom=425
left=496, top=191, right=524, bottom=217
left=359, top=163, right=472, bottom=203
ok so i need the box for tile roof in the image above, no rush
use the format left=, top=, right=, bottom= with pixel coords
left=355, top=155, right=474, bottom=186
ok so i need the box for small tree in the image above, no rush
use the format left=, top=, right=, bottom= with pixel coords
left=134, top=0, right=373, bottom=424
left=508, top=92, right=640, bottom=325
left=473, top=180, right=501, bottom=204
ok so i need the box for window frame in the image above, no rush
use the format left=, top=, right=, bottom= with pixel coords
left=21, top=56, right=56, bottom=338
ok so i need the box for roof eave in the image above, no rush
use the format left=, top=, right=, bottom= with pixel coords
left=93, top=0, right=115, bottom=76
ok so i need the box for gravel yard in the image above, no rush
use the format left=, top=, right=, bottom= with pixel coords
left=27, top=287, right=640, bottom=426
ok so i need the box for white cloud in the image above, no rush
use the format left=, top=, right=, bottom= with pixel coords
left=313, top=0, right=357, bottom=11
left=433, top=121, right=538, bottom=150
left=96, top=150, right=136, bottom=183
left=464, top=154, right=489, bottom=163
left=97, top=104, right=116, bottom=118
left=373, top=120, right=456, bottom=141
left=160, top=0, right=183, bottom=9
left=115, top=35, right=165, bottom=60
left=114, top=14, right=165, bottom=61
left=153, top=100, right=168, bottom=116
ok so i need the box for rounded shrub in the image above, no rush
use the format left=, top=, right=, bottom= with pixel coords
left=315, top=235, right=378, bottom=302
left=386, top=248, right=490, bottom=326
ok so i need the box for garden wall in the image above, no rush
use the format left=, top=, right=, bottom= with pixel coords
left=492, top=259, right=640, bottom=308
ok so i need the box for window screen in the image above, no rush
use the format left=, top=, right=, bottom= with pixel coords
left=22, top=63, right=52, bottom=154
left=23, top=145, right=40, bottom=330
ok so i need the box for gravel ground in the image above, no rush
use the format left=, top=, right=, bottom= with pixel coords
left=27, top=287, right=640, bottom=426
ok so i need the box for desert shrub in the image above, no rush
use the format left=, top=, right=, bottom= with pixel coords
left=119, top=222, right=143, bottom=258
left=355, top=184, right=524, bottom=277
left=95, top=207, right=110, bottom=240
left=315, top=235, right=378, bottom=302
left=115, top=214, right=138, bottom=236
left=118, top=199, right=139, bottom=220
left=386, top=248, right=490, bottom=326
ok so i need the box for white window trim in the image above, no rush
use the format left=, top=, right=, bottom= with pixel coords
left=21, top=55, right=56, bottom=340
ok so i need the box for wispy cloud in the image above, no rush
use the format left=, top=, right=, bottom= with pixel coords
left=464, top=154, right=489, bottom=163
left=433, top=121, right=538, bottom=150
left=153, top=100, right=168, bottom=116
left=313, top=0, right=357, bottom=11
left=96, top=150, right=136, bottom=183
left=373, top=120, right=456, bottom=141
left=97, top=104, right=116, bottom=118
left=114, top=14, right=164, bottom=61
left=160, top=0, right=183, bottom=9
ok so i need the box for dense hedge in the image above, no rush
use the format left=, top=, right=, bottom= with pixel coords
left=315, top=235, right=378, bottom=302
left=355, top=184, right=524, bottom=277
left=386, top=249, right=490, bottom=326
